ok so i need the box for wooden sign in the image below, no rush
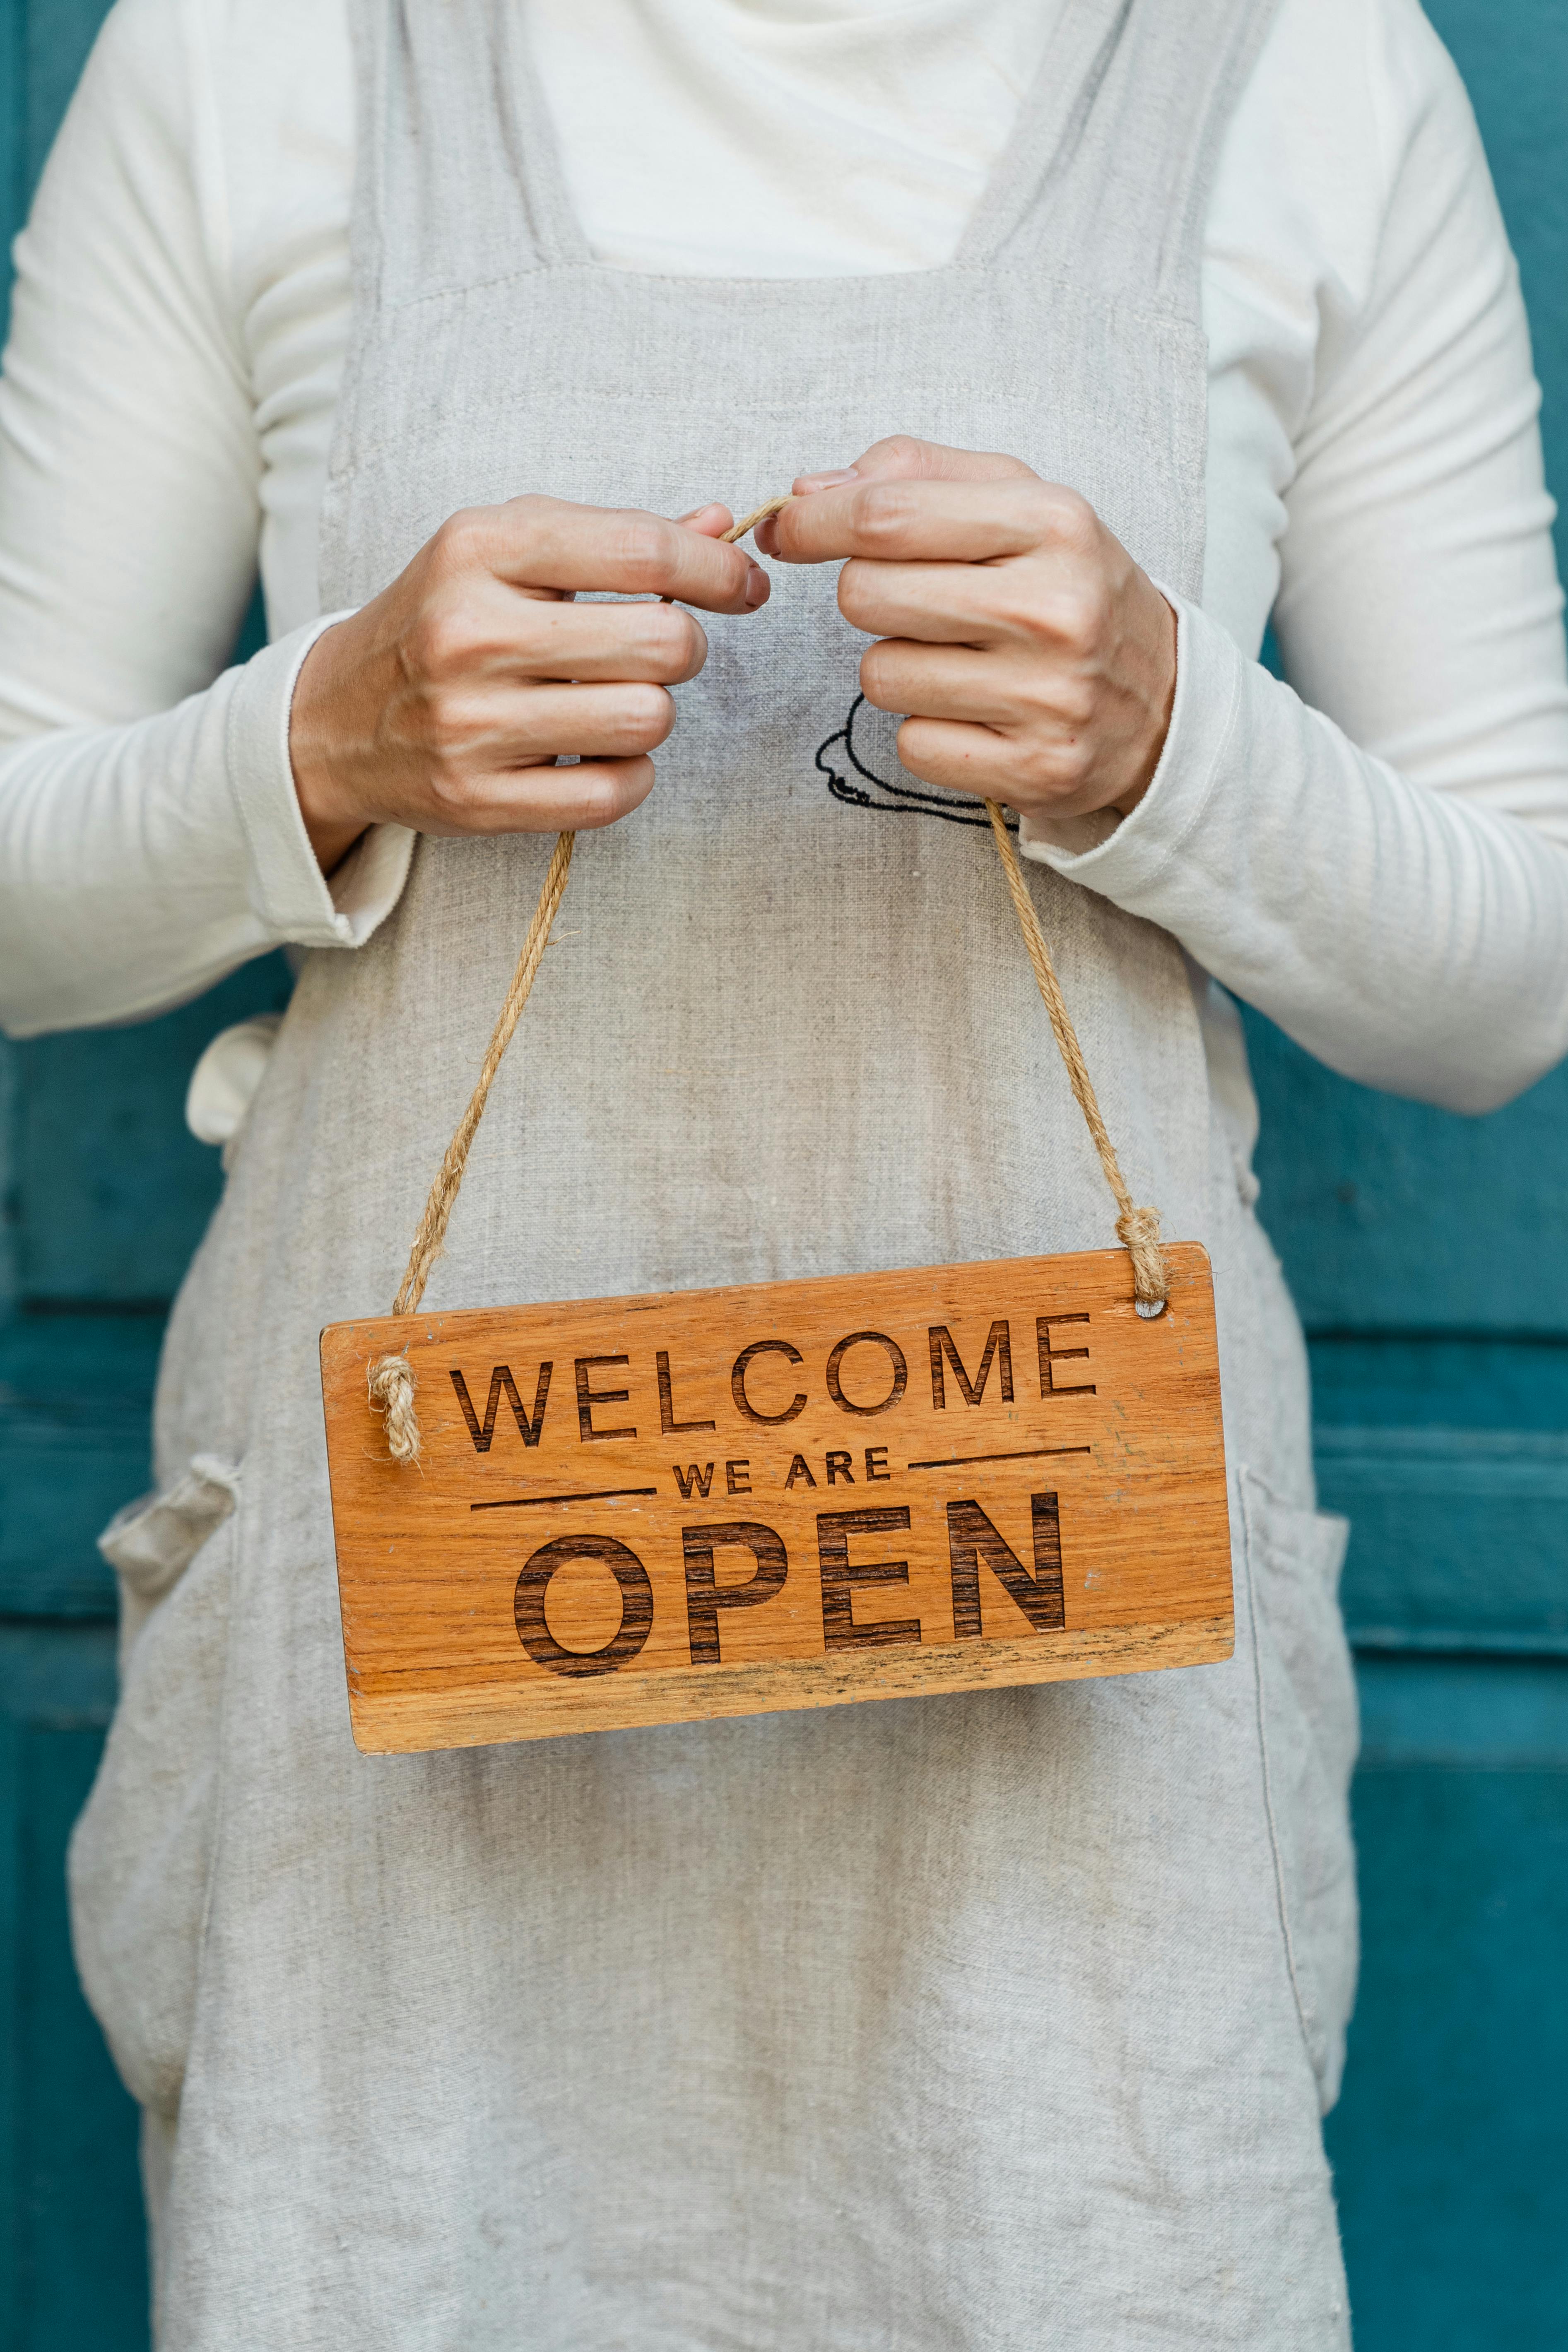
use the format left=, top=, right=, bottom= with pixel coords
left=320, top=1243, right=1232, bottom=1754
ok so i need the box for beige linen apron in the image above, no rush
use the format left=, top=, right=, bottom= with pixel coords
left=71, top=2, right=1359, bottom=2341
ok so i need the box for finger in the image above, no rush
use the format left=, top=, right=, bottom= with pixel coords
left=752, top=512, right=783, bottom=559
left=772, top=477, right=1077, bottom=567
left=422, top=756, right=657, bottom=838
left=675, top=502, right=735, bottom=538
left=454, top=496, right=768, bottom=611
left=428, top=582, right=710, bottom=685
left=834, top=557, right=1045, bottom=645
left=860, top=639, right=1036, bottom=727
left=784, top=467, right=858, bottom=499
left=426, top=680, right=678, bottom=767
left=894, top=715, right=1014, bottom=797
left=893, top=715, right=1101, bottom=812
left=797, top=436, right=1037, bottom=493
left=662, top=504, right=736, bottom=598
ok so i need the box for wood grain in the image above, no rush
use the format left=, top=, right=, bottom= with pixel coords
left=320, top=1243, right=1233, bottom=1753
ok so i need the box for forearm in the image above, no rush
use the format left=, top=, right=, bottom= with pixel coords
left=1018, top=14, right=1568, bottom=1117
left=1021, top=597, right=1568, bottom=1113
left=0, top=620, right=412, bottom=1037
left=0, top=0, right=412, bottom=1037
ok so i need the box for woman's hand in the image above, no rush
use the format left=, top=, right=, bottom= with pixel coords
left=289, top=496, right=769, bottom=873
left=757, top=438, right=1175, bottom=827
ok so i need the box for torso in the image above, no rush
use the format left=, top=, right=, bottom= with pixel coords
left=220, top=0, right=1420, bottom=657
left=68, top=8, right=1361, bottom=2340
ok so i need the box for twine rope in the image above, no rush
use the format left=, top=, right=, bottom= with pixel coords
left=366, top=828, right=574, bottom=1461
left=982, top=799, right=1167, bottom=1310
left=368, top=496, right=1166, bottom=1463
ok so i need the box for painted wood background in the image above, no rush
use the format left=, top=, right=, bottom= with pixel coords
left=0, top=2, right=1564, bottom=2341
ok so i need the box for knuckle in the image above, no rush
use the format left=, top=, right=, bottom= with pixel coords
left=616, top=681, right=674, bottom=748
left=633, top=602, right=702, bottom=677
left=895, top=715, right=933, bottom=769
left=615, top=515, right=678, bottom=593
left=1052, top=674, right=1098, bottom=731
left=576, top=759, right=652, bottom=829
left=1009, top=739, right=1058, bottom=797
left=493, top=491, right=554, bottom=563
left=1014, top=578, right=1108, bottom=658
left=1065, top=725, right=1100, bottom=779
left=675, top=608, right=708, bottom=672
left=1041, top=735, right=1094, bottom=794
left=852, top=480, right=916, bottom=554
left=418, top=682, right=472, bottom=754
left=422, top=746, right=478, bottom=818
left=1040, top=482, right=1096, bottom=544
left=1043, top=479, right=1091, bottom=531
left=405, top=599, right=471, bottom=684
left=429, top=507, right=489, bottom=574
left=990, top=580, right=1052, bottom=641
left=872, top=433, right=931, bottom=475
left=837, top=560, right=877, bottom=628
left=1058, top=580, right=1112, bottom=655
left=858, top=641, right=899, bottom=706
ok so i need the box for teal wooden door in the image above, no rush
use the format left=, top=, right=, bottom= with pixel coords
left=0, top=5, right=1564, bottom=2344
left=0, top=15, right=285, bottom=2345
left=1248, top=11, right=1568, bottom=2335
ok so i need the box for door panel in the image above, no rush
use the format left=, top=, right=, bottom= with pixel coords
left=1246, top=7, right=1568, bottom=2342
left=0, top=1628, right=142, bottom=2352
left=1326, top=1662, right=1568, bottom=2351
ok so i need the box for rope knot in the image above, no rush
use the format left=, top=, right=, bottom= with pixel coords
left=368, top=1350, right=422, bottom=1466
left=1114, top=1204, right=1168, bottom=1308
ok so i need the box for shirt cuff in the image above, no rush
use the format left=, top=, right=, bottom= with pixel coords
left=1016, top=590, right=1244, bottom=899
left=222, top=611, right=416, bottom=946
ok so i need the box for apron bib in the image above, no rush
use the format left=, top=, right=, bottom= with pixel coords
left=70, top=5, right=1360, bottom=2341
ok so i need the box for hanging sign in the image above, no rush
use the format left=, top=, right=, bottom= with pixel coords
left=320, top=1240, right=1231, bottom=1754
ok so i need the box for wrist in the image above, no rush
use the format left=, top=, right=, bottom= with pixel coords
left=1002, top=573, right=1178, bottom=833
left=1108, top=583, right=1178, bottom=820
left=289, top=615, right=376, bottom=875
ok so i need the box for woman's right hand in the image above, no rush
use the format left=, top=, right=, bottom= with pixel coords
left=289, top=495, right=769, bottom=873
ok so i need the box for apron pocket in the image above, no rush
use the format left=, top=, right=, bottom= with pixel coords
left=68, top=1463, right=241, bottom=2117
left=97, top=1452, right=240, bottom=1658
left=1241, top=1468, right=1359, bottom=2110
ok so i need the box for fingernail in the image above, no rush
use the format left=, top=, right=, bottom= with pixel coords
left=744, top=562, right=769, bottom=608
left=792, top=467, right=859, bottom=494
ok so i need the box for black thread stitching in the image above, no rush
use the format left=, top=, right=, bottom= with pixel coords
left=815, top=696, right=1020, bottom=831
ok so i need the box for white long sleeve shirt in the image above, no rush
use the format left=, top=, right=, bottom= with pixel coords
left=1, top=0, right=1567, bottom=1130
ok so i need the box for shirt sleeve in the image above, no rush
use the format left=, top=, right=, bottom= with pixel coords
left=0, top=0, right=411, bottom=1042
left=1020, top=0, right=1568, bottom=1117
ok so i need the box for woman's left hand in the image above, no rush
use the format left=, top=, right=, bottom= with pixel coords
left=756, top=436, right=1176, bottom=826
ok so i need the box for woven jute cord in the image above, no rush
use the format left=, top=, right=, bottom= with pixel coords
left=368, top=495, right=1167, bottom=1462
left=980, top=799, right=1166, bottom=1305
